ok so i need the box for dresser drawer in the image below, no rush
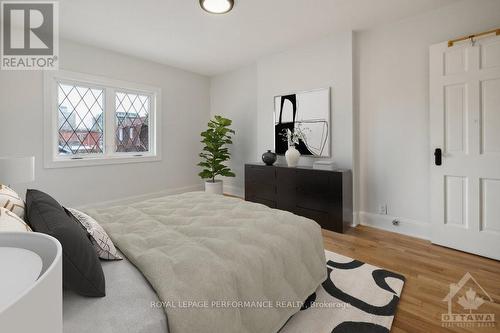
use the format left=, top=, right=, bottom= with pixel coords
left=245, top=165, right=275, bottom=184
left=294, top=206, right=342, bottom=233
left=295, top=169, right=332, bottom=195
left=245, top=181, right=276, bottom=201
left=294, top=206, right=330, bottom=227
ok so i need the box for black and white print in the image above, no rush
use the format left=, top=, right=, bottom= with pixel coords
left=281, top=251, right=405, bottom=333
left=274, top=88, right=330, bottom=156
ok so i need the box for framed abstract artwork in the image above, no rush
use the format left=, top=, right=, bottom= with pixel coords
left=274, top=87, right=330, bottom=157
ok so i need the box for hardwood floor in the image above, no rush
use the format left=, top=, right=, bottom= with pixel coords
left=322, top=225, right=500, bottom=333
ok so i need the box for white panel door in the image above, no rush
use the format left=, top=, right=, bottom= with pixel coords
left=430, top=35, right=500, bottom=260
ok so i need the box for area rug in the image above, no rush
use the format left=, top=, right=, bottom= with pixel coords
left=280, top=250, right=405, bottom=333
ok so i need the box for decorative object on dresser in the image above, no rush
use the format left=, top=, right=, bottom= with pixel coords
left=245, top=163, right=352, bottom=233
left=261, top=150, right=277, bottom=166
left=274, top=88, right=330, bottom=157
left=285, top=145, right=300, bottom=167
left=313, top=160, right=336, bottom=171
left=281, top=128, right=304, bottom=167
left=198, top=115, right=235, bottom=195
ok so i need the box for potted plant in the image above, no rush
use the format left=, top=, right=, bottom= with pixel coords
left=198, top=115, right=236, bottom=194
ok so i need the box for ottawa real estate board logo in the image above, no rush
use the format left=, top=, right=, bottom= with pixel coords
left=442, top=272, right=495, bottom=328
left=1, top=1, right=58, bottom=70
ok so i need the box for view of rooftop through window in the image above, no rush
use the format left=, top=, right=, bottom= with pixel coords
left=57, top=84, right=151, bottom=157
left=58, top=83, right=104, bottom=155
left=115, top=92, right=150, bottom=153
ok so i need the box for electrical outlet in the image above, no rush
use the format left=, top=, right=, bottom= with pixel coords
left=392, top=219, right=400, bottom=226
left=378, top=204, right=388, bottom=215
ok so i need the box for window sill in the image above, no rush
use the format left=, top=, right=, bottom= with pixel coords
left=44, top=154, right=161, bottom=169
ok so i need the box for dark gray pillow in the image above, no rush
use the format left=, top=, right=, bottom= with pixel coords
left=26, top=189, right=105, bottom=297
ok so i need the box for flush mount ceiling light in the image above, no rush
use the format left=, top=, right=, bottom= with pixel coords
left=199, top=0, right=234, bottom=14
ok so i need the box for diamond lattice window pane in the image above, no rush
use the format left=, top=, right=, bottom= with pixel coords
left=58, top=83, right=104, bottom=156
left=115, top=92, right=150, bottom=153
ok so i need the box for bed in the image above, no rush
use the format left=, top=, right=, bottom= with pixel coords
left=63, top=249, right=167, bottom=333
left=63, top=192, right=326, bottom=333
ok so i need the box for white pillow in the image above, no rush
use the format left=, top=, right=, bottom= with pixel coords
left=0, top=207, right=32, bottom=232
left=66, top=207, right=122, bottom=260
left=0, top=184, right=25, bottom=219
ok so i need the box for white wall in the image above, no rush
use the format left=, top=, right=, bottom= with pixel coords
left=0, top=40, right=210, bottom=206
left=257, top=32, right=354, bottom=170
left=211, top=32, right=355, bottom=197
left=210, top=65, right=258, bottom=197
left=356, top=0, right=500, bottom=238
left=210, top=0, right=500, bottom=239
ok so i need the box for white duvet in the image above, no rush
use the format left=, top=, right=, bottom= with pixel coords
left=85, top=192, right=326, bottom=333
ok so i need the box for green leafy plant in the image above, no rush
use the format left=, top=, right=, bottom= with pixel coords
left=198, top=115, right=236, bottom=182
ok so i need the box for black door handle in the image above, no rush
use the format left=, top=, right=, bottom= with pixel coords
left=434, top=148, right=442, bottom=166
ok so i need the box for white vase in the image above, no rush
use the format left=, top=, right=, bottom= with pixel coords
left=285, top=146, right=300, bottom=167
left=205, top=180, right=223, bottom=195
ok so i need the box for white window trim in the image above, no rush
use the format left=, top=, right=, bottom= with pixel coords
left=43, top=70, right=162, bottom=168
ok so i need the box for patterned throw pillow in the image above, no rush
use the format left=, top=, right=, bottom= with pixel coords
left=66, top=207, right=122, bottom=260
left=0, top=207, right=32, bottom=232
left=0, top=184, right=25, bottom=219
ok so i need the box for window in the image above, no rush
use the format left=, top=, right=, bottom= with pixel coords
left=58, top=84, right=104, bottom=156
left=44, top=71, right=161, bottom=168
left=115, top=92, right=149, bottom=153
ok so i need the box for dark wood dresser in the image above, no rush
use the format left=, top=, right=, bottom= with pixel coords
left=244, top=163, right=352, bottom=233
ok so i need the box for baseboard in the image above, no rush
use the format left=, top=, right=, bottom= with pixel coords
left=358, top=211, right=430, bottom=240
left=352, top=212, right=360, bottom=227
left=77, top=184, right=203, bottom=210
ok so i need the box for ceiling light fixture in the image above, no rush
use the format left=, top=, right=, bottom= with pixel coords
left=199, top=0, right=234, bottom=14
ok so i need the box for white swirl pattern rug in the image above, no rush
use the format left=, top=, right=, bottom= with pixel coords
left=281, top=250, right=405, bottom=333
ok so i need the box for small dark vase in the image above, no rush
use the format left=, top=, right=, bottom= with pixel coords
left=262, top=150, right=277, bottom=166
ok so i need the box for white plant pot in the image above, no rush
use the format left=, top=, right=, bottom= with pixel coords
left=205, top=180, right=223, bottom=195
left=285, top=146, right=300, bottom=167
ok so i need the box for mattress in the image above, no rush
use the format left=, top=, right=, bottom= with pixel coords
left=63, top=250, right=168, bottom=333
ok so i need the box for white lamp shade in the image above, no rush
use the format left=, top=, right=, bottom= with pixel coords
left=0, top=156, right=35, bottom=185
